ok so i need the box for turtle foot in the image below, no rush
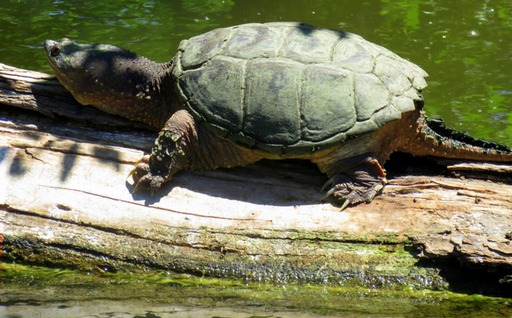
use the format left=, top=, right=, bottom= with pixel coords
left=129, top=155, right=166, bottom=196
left=318, top=154, right=387, bottom=209
left=321, top=174, right=386, bottom=209
left=127, top=110, right=196, bottom=196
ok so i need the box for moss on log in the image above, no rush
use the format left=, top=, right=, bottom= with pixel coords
left=1, top=63, right=512, bottom=295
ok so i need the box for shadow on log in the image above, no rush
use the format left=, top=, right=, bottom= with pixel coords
left=1, top=63, right=512, bottom=295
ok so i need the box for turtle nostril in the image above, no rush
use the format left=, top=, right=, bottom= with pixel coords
left=50, top=45, right=61, bottom=57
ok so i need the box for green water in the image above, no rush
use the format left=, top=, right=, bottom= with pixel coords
left=1, top=1, right=512, bottom=316
left=1, top=263, right=511, bottom=317
left=1, top=0, right=512, bottom=144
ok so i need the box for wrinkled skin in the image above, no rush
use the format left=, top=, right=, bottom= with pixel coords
left=44, top=23, right=512, bottom=207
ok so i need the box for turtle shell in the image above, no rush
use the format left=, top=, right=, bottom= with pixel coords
left=172, top=22, right=428, bottom=156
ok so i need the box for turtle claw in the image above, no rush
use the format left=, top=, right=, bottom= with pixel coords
left=132, top=180, right=140, bottom=194
left=340, top=198, right=351, bottom=211
left=320, top=186, right=351, bottom=210
left=131, top=172, right=163, bottom=196
left=320, top=177, right=335, bottom=193
left=317, top=154, right=388, bottom=208
left=320, top=183, right=352, bottom=210
left=320, top=172, right=385, bottom=208
left=132, top=179, right=147, bottom=195
left=320, top=184, right=336, bottom=201
left=320, top=176, right=352, bottom=210
left=128, top=155, right=165, bottom=196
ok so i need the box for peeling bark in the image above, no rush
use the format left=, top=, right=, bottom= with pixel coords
left=1, top=63, right=512, bottom=288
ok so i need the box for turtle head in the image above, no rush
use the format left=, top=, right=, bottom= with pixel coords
left=44, top=38, right=174, bottom=130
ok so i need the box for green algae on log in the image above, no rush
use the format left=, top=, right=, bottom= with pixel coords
left=1, top=263, right=512, bottom=318
left=1, top=63, right=512, bottom=296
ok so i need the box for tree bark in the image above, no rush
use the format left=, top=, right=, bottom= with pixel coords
left=1, top=63, right=511, bottom=288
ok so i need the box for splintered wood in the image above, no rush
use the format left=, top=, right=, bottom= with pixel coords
left=1, top=62, right=512, bottom=279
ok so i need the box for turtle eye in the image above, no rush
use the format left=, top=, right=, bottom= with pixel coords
left=50, top=45, right=61, bottom=57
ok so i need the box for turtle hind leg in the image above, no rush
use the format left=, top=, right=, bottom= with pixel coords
left=314, top=153, right=387, bottom=208
left=130, top=109, right=262, bottom=195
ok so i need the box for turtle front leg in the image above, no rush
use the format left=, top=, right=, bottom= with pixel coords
left=314, top=153, right=387, bottom=209
left=130, top=109, right=262, bottom=195
left=130, top=110, right=193, bottom=194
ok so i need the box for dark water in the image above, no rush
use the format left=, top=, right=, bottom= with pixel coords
left=1, top=0, right=512, bottom=144
left=1, top=263, right=511, bottom=318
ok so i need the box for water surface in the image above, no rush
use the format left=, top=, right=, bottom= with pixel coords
left=1, top=0, right=511, bottom=144
left=1, top=1, right=512, bottom=316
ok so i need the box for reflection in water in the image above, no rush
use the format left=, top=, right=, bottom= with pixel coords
left=2, top=0, right=510, bottom=144
left=1, top=2, right=512, bottom=315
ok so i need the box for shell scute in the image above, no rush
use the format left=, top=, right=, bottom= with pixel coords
left=174, top=22, right=428, bottom=155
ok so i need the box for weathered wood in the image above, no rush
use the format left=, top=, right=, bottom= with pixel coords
left=1, top=63, right=512, bottom=287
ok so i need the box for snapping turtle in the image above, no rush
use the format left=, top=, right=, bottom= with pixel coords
left=44, top=22, right=512, bottom=207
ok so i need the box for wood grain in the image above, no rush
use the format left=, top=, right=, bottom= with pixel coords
left=1, top=62, right=511, bottom=285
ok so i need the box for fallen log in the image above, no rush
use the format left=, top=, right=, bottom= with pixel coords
left=1, top=63, right=511, bottom=293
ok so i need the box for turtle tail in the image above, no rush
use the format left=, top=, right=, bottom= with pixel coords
left=404, top=115, right=512, bottom=162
